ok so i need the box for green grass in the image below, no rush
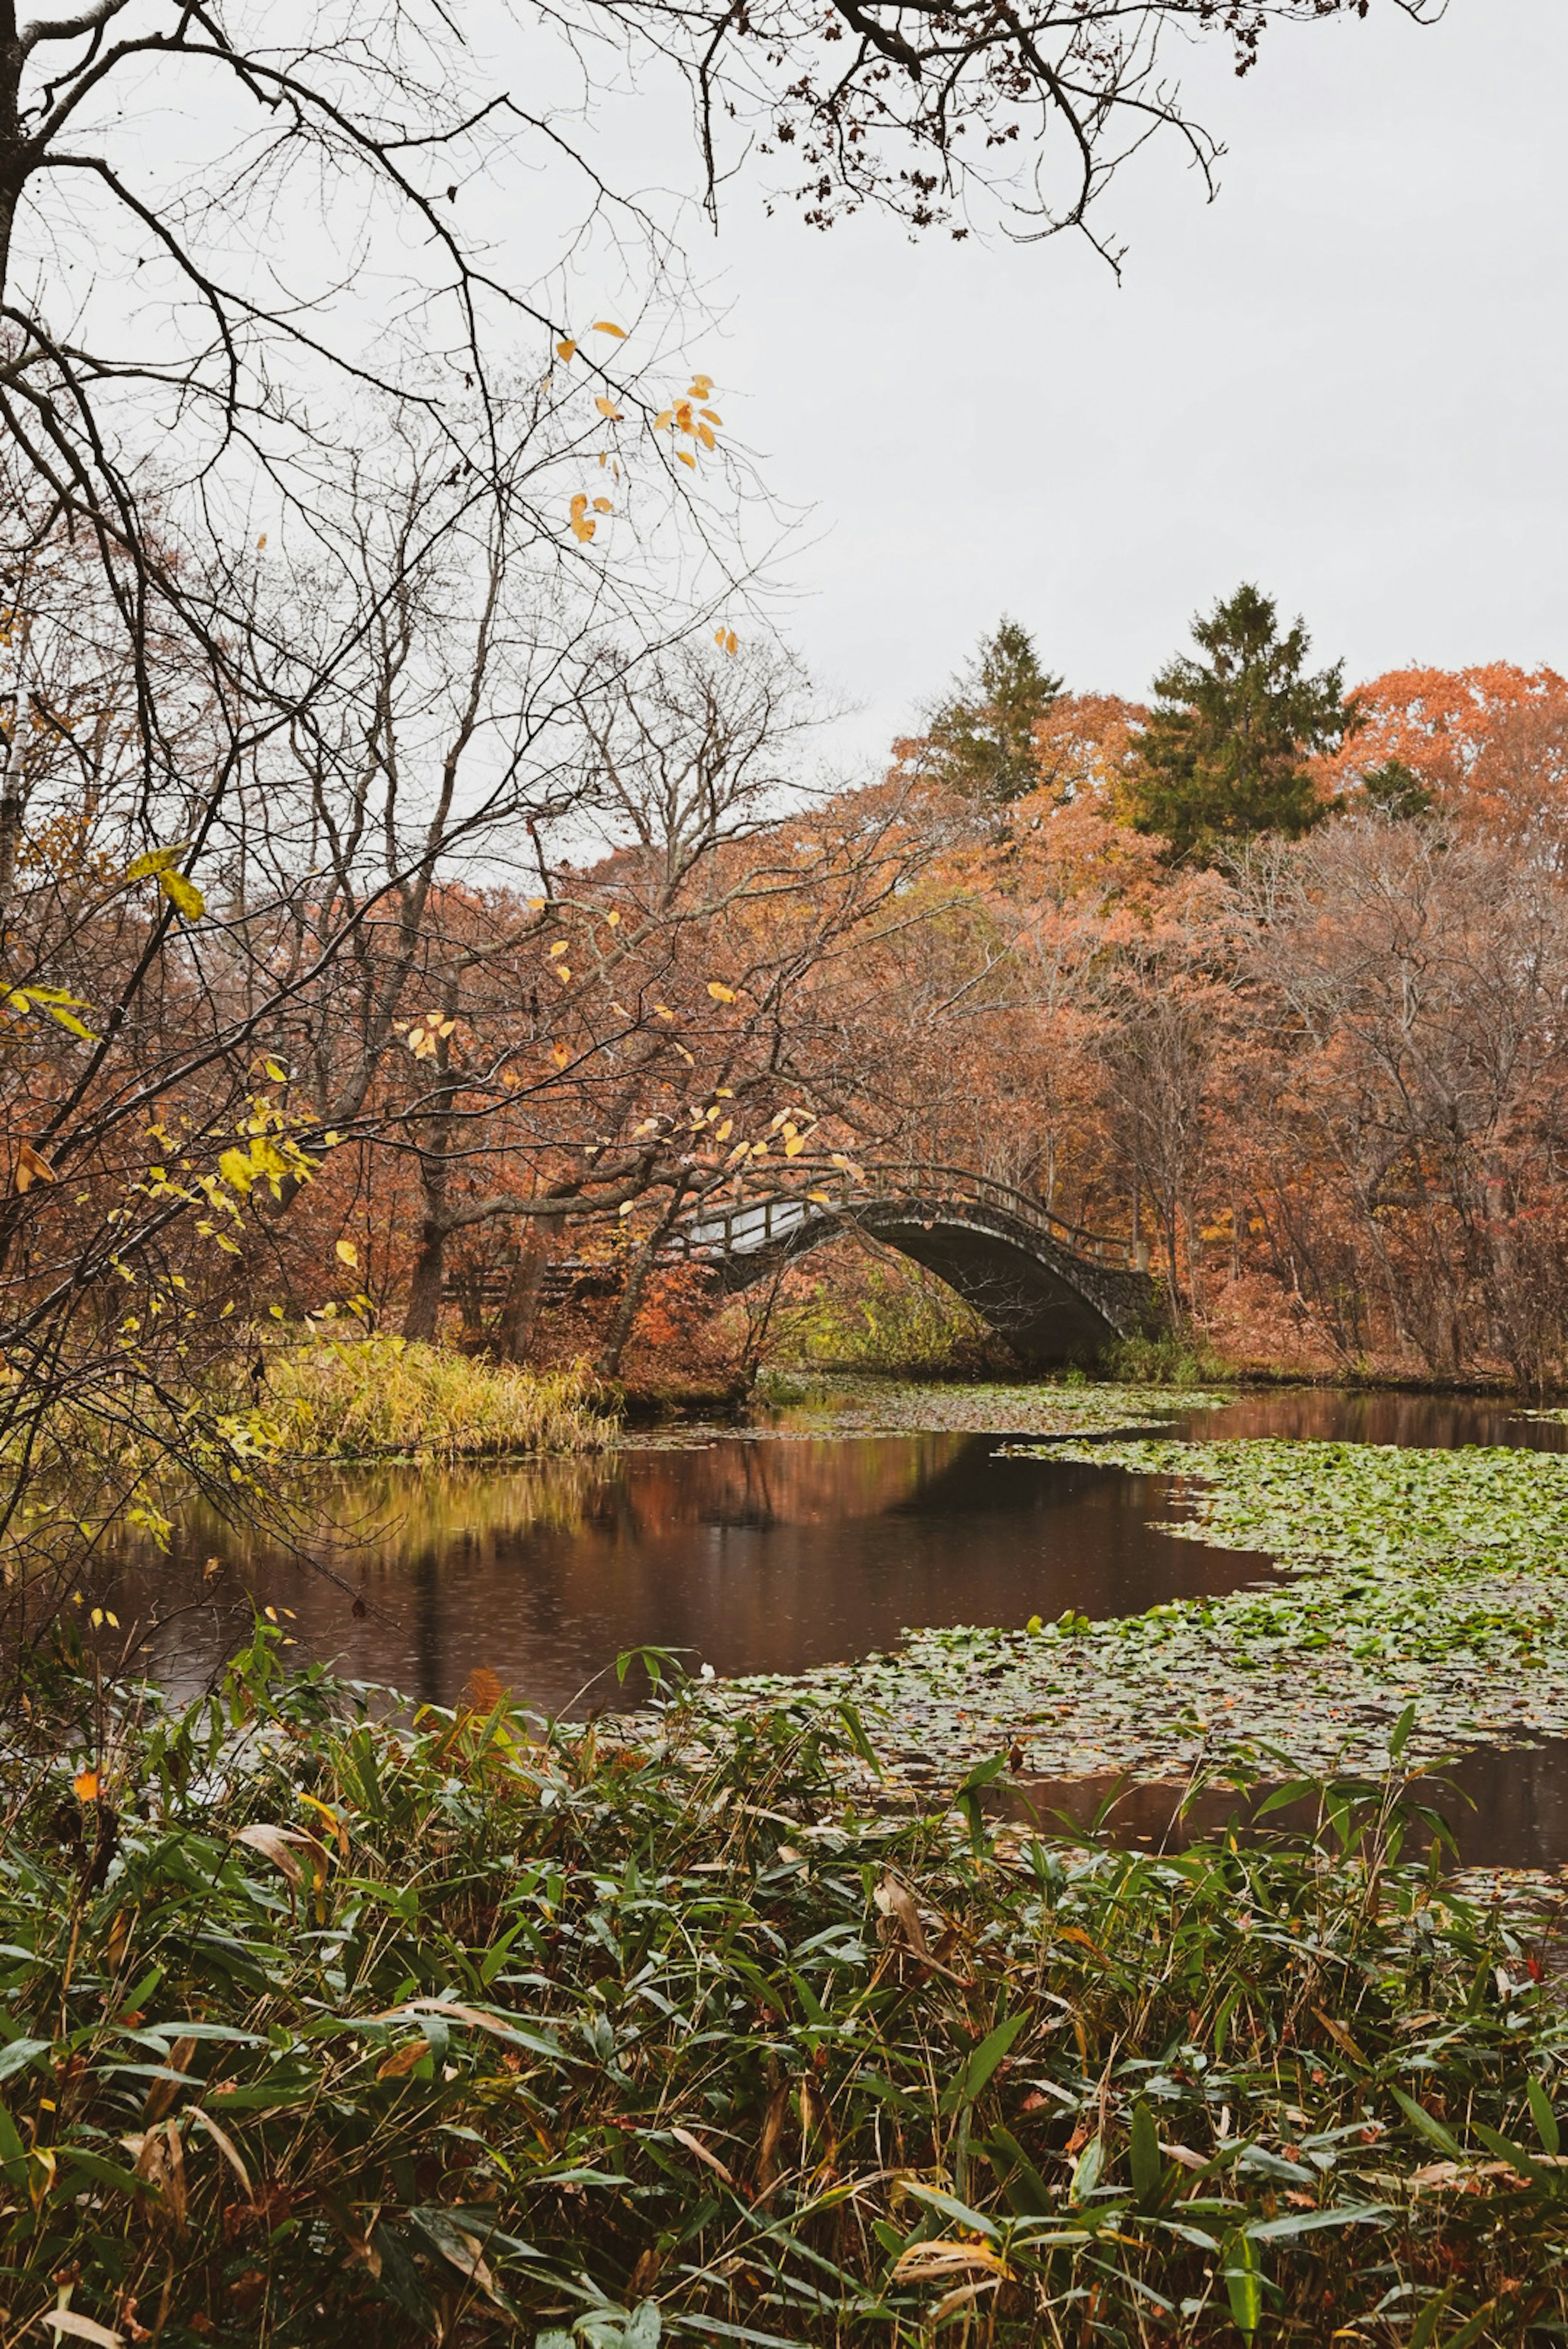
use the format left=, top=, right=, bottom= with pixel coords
left=1, top=1634, right=1564, bottom=2346
left=243, top=1338, right=619, bottom=1462
left=760, top=1260, right=1004, bottom=1377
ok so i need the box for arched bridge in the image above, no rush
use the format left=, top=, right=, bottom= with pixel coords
left=664, top=1164, right=1167, bottom=1367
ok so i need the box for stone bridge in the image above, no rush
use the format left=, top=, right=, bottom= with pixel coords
left=664, top=1164, right=1167, bottom=1367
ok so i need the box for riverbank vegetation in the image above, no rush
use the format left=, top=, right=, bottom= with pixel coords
left=241, top=1341, right=617, bottom=1464
left=3, top=1633, right=1564, bottom=2348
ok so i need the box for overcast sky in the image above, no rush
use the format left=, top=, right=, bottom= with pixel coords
left=633, top=0, right=1567, bottom=767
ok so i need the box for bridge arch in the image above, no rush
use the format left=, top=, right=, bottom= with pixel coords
left=668, top=1166, right=1166, bottom=1367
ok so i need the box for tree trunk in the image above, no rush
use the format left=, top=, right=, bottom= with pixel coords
left=402, top=1213, right=448, bottom=1341
left=493, top=1221, right=554, bottom=1362
left=595, top=1234, right=659, bottom=1382
left=400, top=990, right=457, bottom=1342
left=595, top=1187, right=688, bottom=1380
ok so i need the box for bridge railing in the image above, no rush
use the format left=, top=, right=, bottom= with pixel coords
left=442, top=1161, right=1152, bottom=1310
left=664, top=1160, right=1149, bottom=1274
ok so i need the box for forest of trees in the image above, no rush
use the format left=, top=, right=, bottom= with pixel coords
left=10, top=560, right=1568, bottom=1535
left=0, top=0, right=1495, bottom=1600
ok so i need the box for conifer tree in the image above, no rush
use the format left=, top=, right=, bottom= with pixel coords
left=1127, top=584, right=1354, bottom=863
left=1359, top=757, right=1437, bottom=821
left=927, top=619, right=1064, bottom=808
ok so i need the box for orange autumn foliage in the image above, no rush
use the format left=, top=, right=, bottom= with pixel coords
left=1324, top=663, right=1568, bottom=846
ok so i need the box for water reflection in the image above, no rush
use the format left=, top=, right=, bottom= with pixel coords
left=110, top=1432, right=1267, bottom=1716
left=1174, top=1388, right=1568, bottom=1453
left=1006, top=1739, right=1568, bottom=1874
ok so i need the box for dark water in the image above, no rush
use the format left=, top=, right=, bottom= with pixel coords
left=1002, top=1742, right=1568, bottom=1875
left=1171, top=1387, right=1568, bottom=1452
left=98, top=1386, right=1568, bottom=1869
left=111, top=1431, right=1267, bottom=1714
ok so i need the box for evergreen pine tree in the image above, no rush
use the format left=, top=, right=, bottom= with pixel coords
left=1358, top=757, right=1436, bottom=821
left=1127, top=584, right=1354, bottom=864
left=927, top=618, right=1063, bottom=807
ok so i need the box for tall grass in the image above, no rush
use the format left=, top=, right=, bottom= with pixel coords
left=249, top=1337, right=618, bottom=1460
left=2, top=1634, right=1563, bottom=2345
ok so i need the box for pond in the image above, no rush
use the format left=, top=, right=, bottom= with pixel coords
left=104, top=1383, right=1568, bottom=1871
left=116, top=1430, right=1269, bottom=1714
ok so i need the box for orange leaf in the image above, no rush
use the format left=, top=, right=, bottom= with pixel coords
left=13, top=1140, right=56, bottom=1193
left=676, top=450, right=696, bottom=470
left=706, top=982, right=736, bottom=1003
left=595, top=396, right=624, bottom=421
left=73, top=1767, right=100, bottom=1802
left=555, top=338, right=577, bottom=362
left=591, top=320, right=626, bottom=338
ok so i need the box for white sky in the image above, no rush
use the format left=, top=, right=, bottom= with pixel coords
left=644, top=0, right=1568, bottom=767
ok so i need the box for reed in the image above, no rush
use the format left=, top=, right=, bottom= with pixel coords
left=247, top=1337, right=619, bottom=1461
left=1, top=1633, right=1563, bottom=2346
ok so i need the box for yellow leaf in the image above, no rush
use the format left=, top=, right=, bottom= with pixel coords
left=553, top=964, right=571, bottom=984
left=654, top=1004, right=675, bottom=1021
left=724, top=630, right=738, bottom=656
left=701, top=407, right=723, bottom=425
left=335, top=1240, right=359, bottom=1269
left=706, top=982, right=736, bottom=1002
left=689, top=374, right=714, bottom=396
left=555, top=338, right=577, bottom=362
left=654, top=409, right=673, bottom=431
left=618, top=1200, right=636, bottom=1216
left=784, top=1133, right=805, bottom=1158
left=592, top=496, right=612, bottom=513
left=158, top=867, right=205, bottom=920
left=591, top=320, right=626, bottom=338
left=74, top=1767, right=100, bottom=1802
left=13, top=1140, right=56, bottom=1193
left=676, top=450, right=696, bottom=470
left=549, top=940, right=568, bottom=956
left=697, top=421, right=715, bottom=450
left=552, top=1042, right=570, bottom=1068
left=715, top=1118, right=733, bottom=1141
left=126, top=844, right=184, bottom=882
left=256, top=533, right=267, bottom=551
left=595, top=396, right=624, bottom=421
left=606, top=909, right=621, bottom=926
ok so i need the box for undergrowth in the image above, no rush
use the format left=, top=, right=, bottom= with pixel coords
left=1102, top=1329, right=1237, bottom=1388
left=239, top=1339, right=619, bottom=1461
left=1, top=1635, right=1565, bottom=2345
left=761, top=1260, right=1005, bottom=1378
